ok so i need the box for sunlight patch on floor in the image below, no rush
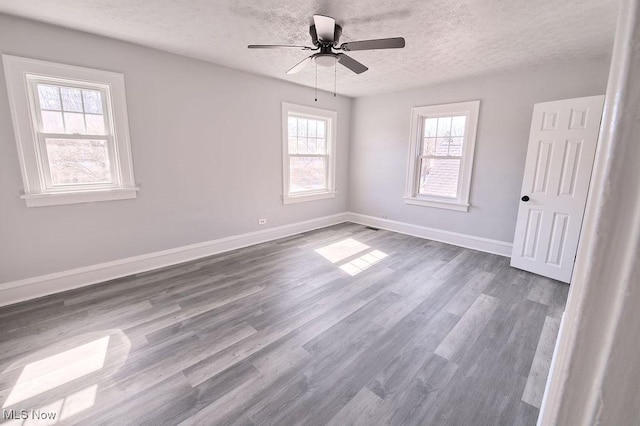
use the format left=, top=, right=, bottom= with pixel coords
left=60, top=384, right=98, bottom=421
left=3, top=384, right=98, bottom=426
left=315, top=237, right=388, bottom=276
left=3, top=336, right=109, bottom=408
left=339, top=249, right=388, bottom=276
left=314, top=238, right=371, bottom=263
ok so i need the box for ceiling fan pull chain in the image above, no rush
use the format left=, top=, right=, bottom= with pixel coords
left=315, top=62, right=318, bottom=102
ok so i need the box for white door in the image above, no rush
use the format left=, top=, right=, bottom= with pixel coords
left=511, top=95, right=604, bottom=283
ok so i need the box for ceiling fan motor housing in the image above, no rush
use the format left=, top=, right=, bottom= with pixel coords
left=310, top=24, right=342, bottom=47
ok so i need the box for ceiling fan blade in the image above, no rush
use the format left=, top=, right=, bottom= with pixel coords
left=340, top=37, right=406, bottom=51
left=286, top=56, right=313, bottom=74
left=313, top=15, right=336, bottom=43
left=337, top=54, right=368, bottom=74
left=248, top=44, right=312, bottom=50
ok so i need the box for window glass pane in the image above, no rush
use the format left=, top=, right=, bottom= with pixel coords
left=297, top=119, right=307, bottom=138
left=60, top=87, right=83, bottom=112
left=435, top=137, right=451, bottom=156
left=290, top=156, right=326, bottom=193
left=37, top=85, right=61, bottom=110
left=82, top=89, right=103, bottom=114
left=308, top=120, right=317, bottom=137
left=297, top=137, right=308, bottom=154
left=45, top=138, right=112, bottom=185
left=63, top=112, right=85, bottom=133
left=308, top=138, right=325, bottom=155
left=307, top=137, right=317, bottom=153
left=85, top=114, right=106, bottom=135
left=451, top=116, right=466, bottom=136
left=423, top=137, right=436, bottom=156
left=317, top=121, right=325, bottom=138
left=41, top=111, right=64, bottom=133
left=424, top=118, right=438, bottom=138
left=418, top=158, right=460, bottom=198
left=288, top=117, right=297, bottom=138
left=448, top=137, right=464, bottom=156
left=288, top=137, right=297, bottom=154
left=436, top=117, right=452, bottom=137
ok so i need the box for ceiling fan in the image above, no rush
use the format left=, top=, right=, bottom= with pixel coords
left=248, top=14, right=405, bottom=75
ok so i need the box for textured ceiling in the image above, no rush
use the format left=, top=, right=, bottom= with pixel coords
left=0, top=0, right=619, bottom=97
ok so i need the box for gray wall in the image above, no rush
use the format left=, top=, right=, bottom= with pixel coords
left=0, top=13, right=612, bottom=285
left=0, top=14, right=352, bottom=283
left=349, top=60, right=610, bottom=243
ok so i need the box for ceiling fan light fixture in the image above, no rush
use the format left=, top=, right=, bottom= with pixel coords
left=313, top=54, right=338, bottom=67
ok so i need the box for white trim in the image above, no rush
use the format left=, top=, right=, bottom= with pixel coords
left=403, top=196, right=469, bottom=212
left=281, top=102, right=337, bottom=204
left=2, top=54, right=136, bottom=207
left=538, top=0, right=640, bottom=423
left=346, top=212, right=512, bottom=256
left=283, top=191, right=336, bottom=204
left=21, top=187, right=139, bottom=207
left=538, top=311, right=565, bottom=424
left=404, top=100, right=480, bottom=210
left=0, top=213, right=349, bottom=307
left=0, top=212, right=515, bottom=307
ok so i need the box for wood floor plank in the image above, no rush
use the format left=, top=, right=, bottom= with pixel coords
left=0, top=223, right=569, bottom=425
left=522, top=315, right=561, bottom=408
left=380, top=353, right=459, bottom=426
left=435, top=293, right=500, bottom=362
left=366, top=310, right=459, bottom=401
left=326, top=387, right=383, bottom=426
left=527, top=278, right=558, bottom=306
left=443, top=271, right=495, bottom=316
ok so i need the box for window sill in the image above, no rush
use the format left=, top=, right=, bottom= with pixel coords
left=403, top=196, right=469, bottom=212
left=283, top=191, right=336, bottom=205
left=21, top=187, right=139, bottom=207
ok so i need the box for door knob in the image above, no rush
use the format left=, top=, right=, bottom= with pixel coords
left=521, top=195, right=530, bottom=202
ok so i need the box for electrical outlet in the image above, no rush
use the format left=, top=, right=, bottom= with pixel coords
left=382, top=214, right=388, bottom=219
left=258, top=218, right=267, bottom=225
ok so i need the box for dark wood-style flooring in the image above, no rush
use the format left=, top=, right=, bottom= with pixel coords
left=0, top=223, right=568, bottom=425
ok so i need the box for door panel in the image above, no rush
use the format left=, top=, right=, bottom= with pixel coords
left=532, top=140, right=554, bottom=193
left=558, top=140, right=582, bottom=196
left=522, top=209, right=543, bottom=259
left=511, top=95, right=604, bottom=283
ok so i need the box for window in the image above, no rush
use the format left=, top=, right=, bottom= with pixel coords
left=3, top=55, right=137, bottom=207
left=282, top=102, right=337, bottom=204
left=404, top=100, right=480, bottom=211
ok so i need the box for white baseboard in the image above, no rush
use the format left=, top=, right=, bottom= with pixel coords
left=0, top=212, right=513, bottom=308
left=0, top=213, right=349, bottom=307
left=346, top=212, right=513, bottom=257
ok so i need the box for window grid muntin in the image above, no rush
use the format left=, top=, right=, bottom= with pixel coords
left=37, top=83, right=106, bottom=135
left=416, top=114, right=468, bottom=199
left=288, top=115, right=328, bottom=155
left=27, top=76, right=120, bottom=191
left=287, top=114, right=331, bottom=194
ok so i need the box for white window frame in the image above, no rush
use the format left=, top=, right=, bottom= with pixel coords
left=2, top=55, right=137, bottom=207
left=282, top=102, right=337, bottom=204
left=404, top=100, right=480, bottom=212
